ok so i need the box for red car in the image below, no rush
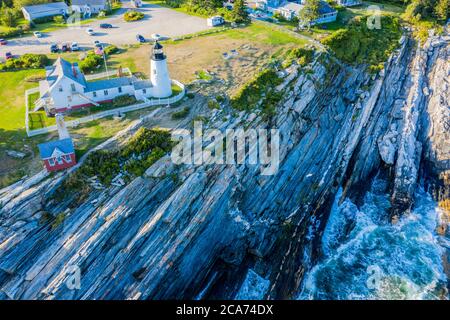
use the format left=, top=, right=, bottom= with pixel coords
left=0, top=39, right=7, bottom=45
left=5, top=52, right=13, bottom=60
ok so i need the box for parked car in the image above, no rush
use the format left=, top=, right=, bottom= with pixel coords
left=5, top=52, right=13, bottom=60
left=50, top=43, right=59, bottom=53
left=93, top=40, right=102, bottom=47
left=136, top=34, right=145, bottom=43
left=0, top=38, right=8, bottom=45
left=86, top=28, right=95, bottom=36
left=71, top=42, right=79, bottom=51
left=33, top=31, right=43, bottom=38
left=61, top=43, right=70, bottom=52
left=100, top=23, right=113, bottom=29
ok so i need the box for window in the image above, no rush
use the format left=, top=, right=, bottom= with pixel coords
left=143, top=89, right=147, bottom=94
left=64, top=155, right=72, bottom=163
left=68, top=96, right=72, bottom=102
left=71, top=84, right=76, bottom=92
left=93, top=91, right=97, bottom=98
left=56, top=156, right=63, bottom=165
left=104, top=90, right=108, bottom=96
left=58, top=86, right=63, bottom=92
left=153, top=69, right=157, bottom=75
left=48, top=158, right=55, bottom=166
left=118, top=87, right=122, bottom=93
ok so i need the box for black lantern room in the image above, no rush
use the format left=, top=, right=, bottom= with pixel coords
left=152, top=41, right=166, bottom=61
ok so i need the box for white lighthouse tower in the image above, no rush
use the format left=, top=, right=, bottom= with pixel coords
left=150, top=41, right=172, bottom=98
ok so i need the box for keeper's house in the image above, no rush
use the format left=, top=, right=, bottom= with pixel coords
left=22, top=2, right=69, bottom=22
left=34, top=42, right=173, bottom=114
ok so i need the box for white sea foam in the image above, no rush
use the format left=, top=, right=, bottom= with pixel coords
left=298, top=179, right=448, bottom=300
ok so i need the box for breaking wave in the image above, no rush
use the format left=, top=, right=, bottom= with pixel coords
left=299, top=178, right=448, bottom=300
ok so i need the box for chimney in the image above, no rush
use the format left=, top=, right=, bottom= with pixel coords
left=72, top=64, right=77, bottom=77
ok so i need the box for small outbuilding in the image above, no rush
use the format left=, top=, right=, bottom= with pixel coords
left=38, top=138, right=77, bottom=172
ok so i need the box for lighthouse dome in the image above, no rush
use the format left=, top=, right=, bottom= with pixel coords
left=152, top=41, right=166, bottom=61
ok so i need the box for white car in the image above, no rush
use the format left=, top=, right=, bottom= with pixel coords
left=86, top=28, right=95, bottom=36
left=71, top=42, right=79, bottom=51
left=33, top=31, right=42, bottom=38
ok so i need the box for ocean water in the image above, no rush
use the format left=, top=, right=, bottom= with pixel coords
left=298, top=179, right=449, bottom=300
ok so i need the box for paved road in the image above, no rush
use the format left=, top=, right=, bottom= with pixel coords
left=0, top=1, right=211, bottom=57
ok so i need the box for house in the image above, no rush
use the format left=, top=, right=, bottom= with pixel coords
left=21, top=2, right=69, bottom=22
left=38, top=138, right=76, bottom=172
left=35, top=41, right=173, bottom=114
left=273, top=1, right=303, bottom=20
left=247, top=0, right=282, bottom=11
left=336, top=0, right=362, bottom=7
left=207, top=16, right=225, bottom=27
left=71, top=0, right=109, bottom=17
left=273, top=1, right=337, bottom=25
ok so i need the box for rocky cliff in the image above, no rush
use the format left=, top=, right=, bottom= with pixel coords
left=0, top=27, right=448, bottom=300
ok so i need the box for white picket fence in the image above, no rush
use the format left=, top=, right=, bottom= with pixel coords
left=25, top=79, right=185, bottom=137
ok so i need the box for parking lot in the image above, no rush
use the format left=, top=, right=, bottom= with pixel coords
left=0, top=2, right=211, bottom=57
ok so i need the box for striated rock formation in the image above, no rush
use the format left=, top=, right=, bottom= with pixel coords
left=0, top=27, right=448, bottom=300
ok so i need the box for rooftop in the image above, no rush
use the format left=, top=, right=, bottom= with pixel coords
left=38, top=138, right=75, bottom=159
left=22, top=2, right=69, bottom=14
left=71, top=0, right=107, bottom=6
left=85, top=77, right=134, bottom=92
left=45, top=58, right=87, bottom=87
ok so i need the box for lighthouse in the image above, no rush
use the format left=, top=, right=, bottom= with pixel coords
left=150, top=41, right=172, bottom=98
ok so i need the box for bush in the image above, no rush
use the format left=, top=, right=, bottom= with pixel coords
left=171, top=107, right=190, bottom=119
left=53, top=15, right=65, bottom=24
left=79, top=52, right=103, bottom=73
left=283, top=47, right=315, bottom=68
left=104, top=45, right=119, bottom=55
left=124, top=10, right=144, bottom=22
left=231, top=68, right=283, bottom=112
left=208, top=99, right=220, bottom=110
left=0, top=53, right=49, bottom=71
left=321, top=15, right=401, bottom=72
left=0, top=26, right=24, bottom=39
left=111, top=94, right=137, bottom=107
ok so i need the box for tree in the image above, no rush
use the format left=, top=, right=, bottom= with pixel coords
left=0, top=5, right=18, bottom=27
left=299, top=0, right=320, bottom=29
left=231, top=0, right=249, bottom=23
left=435, top=0, right=449, bottom=20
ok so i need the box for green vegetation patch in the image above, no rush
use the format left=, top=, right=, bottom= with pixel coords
left=58, top=128, right=172, bottom=204
left=321, top=14, right=401, bottom=73
left=124, top=11, right=145, bottom=22
left=0, top=54, right=49, bottom=72
left=231, top=68, right=283, bottom=119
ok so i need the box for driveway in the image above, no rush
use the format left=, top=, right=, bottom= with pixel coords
left=0, top=1, right=211, bottom=56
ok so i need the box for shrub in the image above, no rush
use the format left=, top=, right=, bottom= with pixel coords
left=104, top=45, right=119, bottom=55
left=231, top=68, right=283, bottom=111
left=171, top=107, right=190, bottom=119
left=321, top=15, right=401, bottom=72
left=283, top=47, right=315, bottom=68
left=124, top=11, right=144, bottom=22
left=79, top=52, right=103, bottom=73
left=0, top=26, right=24, bottom=39
left=0, top=53, right=49, bottom=71
left=111, top=94, right=136, bottom=107
left=208, top=99, right=220, bottom=110
left=53, top=15, right=65, bottom=24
